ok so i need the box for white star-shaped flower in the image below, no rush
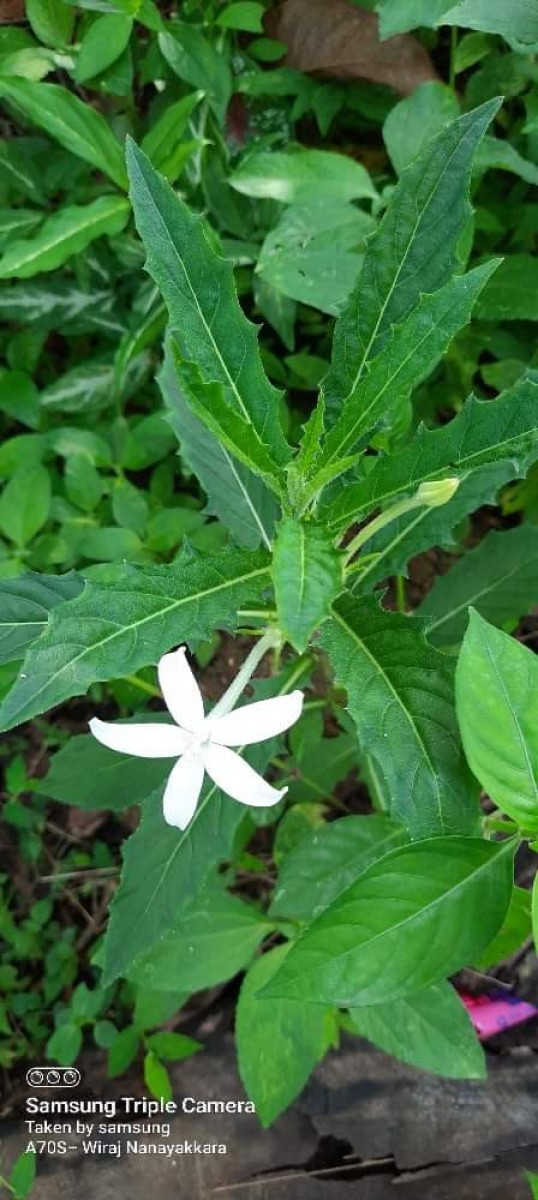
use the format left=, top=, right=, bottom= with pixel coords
left=89, top=647, right=304, bottom=830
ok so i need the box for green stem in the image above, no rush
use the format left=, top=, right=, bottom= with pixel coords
left=211, top=628, right=281, bottom=718
left=395, top=575, right=406, bottom=614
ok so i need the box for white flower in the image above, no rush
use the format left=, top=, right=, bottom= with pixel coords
left=89, top=646, right=304, bottom=830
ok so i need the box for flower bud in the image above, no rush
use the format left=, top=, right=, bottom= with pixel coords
left=415, top=477, right=460, bottom=508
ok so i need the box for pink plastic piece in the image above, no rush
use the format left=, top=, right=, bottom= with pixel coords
left=460, top=990, right=538, bottom=1040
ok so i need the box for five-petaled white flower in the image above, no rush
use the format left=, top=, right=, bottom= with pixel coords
left=89, top=646, right=304, bottom=830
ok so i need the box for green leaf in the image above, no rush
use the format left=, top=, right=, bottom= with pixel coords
left=474, top=886, right=532, bottom=969
left=270, top=814, right=408, bottom=921
left=158, top=26, right=231, bottom=124
left=0, top=196, right=130, bottom=279
left=0, top=369, right=39, bottom=427
left=75, top=14, right=133, bottom=83
left=141, top=91, right=202, bottom=181
left=526, top=1171, right=538, bottom=1200
left=9, top=1151, right=36, bottom=1200
left=376, top=0, right=453, bottom=38
left=321, top=99, right=499, bottom=421
left=0, top=548, right=270, bottom=731
left=383, top=82, right=460, bottom=175
left=0, top=79, right=128, bottom=189
left=0, top=208, right=42, bottom=249
left=324, top=375, right=538, bottom=551
left=0, top=570, right=82, bottom=665
left=143, top=1050, right=172, bottom=1101
left=439, top=0, right=538, bottom=51
left=257, top=201, right=373, bottom=317
left=0, top=140, right=44, bottom=204
left=159, top=345, right=278, bottom=551
left=145, top=1031, right=201, bottom=1061
left=42, top=724, right=170, bottom=811
left=107, top=1025, right=139, bottom=1076
left=349, top=982, right=485, bottom=1079
left=456, top=611, right=538, bottom=831
left=47, top=1021, right=83, bottom=1065
left=475, top=137, right=538, bottom=187
left=310, top=263, right=498, bottom=488
left=533, top=877, right=538, bottom=962
left=272, top=518, right=343, bottom=652
left=236, top=945, right=328, bottom=1126
left=128, top=884, right=271, bottom=991
left=217, top=2, right=264, bottom=31
left=126, top=139, right=290, bottom=470
left=0, top=464, right=51, bottom=546
left=230, top=148, right=376, bottom=205
left=320, top=597, right=479, bottom=839
left=476, top=255, right=538, bottom=322
left=26, top=0, right=74, bottom=47
left=419, top=525, right=538, bottom=647
left=261, top=836, right=515, bottom=1006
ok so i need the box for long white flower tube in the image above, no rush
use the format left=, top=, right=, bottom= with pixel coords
left=89, top=645, right=304, bottom=830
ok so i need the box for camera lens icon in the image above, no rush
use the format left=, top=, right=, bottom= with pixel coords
left=26, top=1066, right=81, bottom=1088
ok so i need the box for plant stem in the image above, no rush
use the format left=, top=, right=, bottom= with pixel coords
left=211, top=628, right=281, bottom=718
left=395, top=575, right=406, bottom=613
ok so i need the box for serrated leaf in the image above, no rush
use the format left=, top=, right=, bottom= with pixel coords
left=128, top=883, right=271, bottom=992
left=0, top=571, right=82, bottom=665
left=349, top=982, right=485, bottom=1079
left=0, top=196, right=130, bottom=279
left=236, top=944, right=328, bottom=1126
left=0, top=549, right=270, bottom=732
left=261, top=836, right=515, bottom=1006
left=126, top=139, right=290, bottom=470
left=0, top=79, right=128, bottom=189
left=270, top=814, right=408, bottom=921
left=310, top=263, right=497, bottom=490
left=321, top=99, right=499, bottom=421
left=324, top=375, right=538, bottom=556
left=272, top=519, right=343, bottom=652
left=419, top=525, right=538, bottom=647
left=320, top=597, right=479, bottom=839
left=159, top=345, right=277, bottom=551
left=456, top=611, right=538, bottom=831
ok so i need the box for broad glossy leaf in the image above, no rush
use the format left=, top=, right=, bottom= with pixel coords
left=311, top=262, right=497, bottom=485
left=383, top=82, right=460, bottom=174
left=324, top=374, right=538, bottom=537
left=420, top=525, right=538, bottom=647
left=476, top=255, right=538, bottom=322
left=272, top=519, right=342, bottom=652
left=0, top=79, right=128, bottom=189
left=321, top=99, right=498, bottom=420
left=270, top=814, right=408, bottom=921
left=376, top=0, right=452, bottom=37
left=75, top=13, right=133, bottom=83
left=474, top=886, right=532, bottom=969
left=0, top=549, right=270, bottom=731
left=231, top=147, right=376, bottom=205
left=456, top=611, right=538, bottom=831
left=158, top=25, right=231, bottom=124
left=261, top=836, right=515, bottom=1006
left=42, top=725, right=170, bottom=810
left=217, top=2, right=264, bottom=32
left=257, top=202, right=372, bottom=316
left=0, top=196, right=129, bottom=279
left=440, top=0, right=538, bottom=51
left=236, top=944, right=328, bottom=1126
left=0, top=369, right=39, bottom=428
left=320, top=597, right=479, bottom=839
left=26, top=0, right=75, bottom=47
left=159, top=345, right=278, bottom=551
left=350, top=982, right=485, bottom=1079
left=128, top=884, right=271, bottom=991
left=126, top=139, right=290, bottom=470
left=0, top=571, right=82, bottom=665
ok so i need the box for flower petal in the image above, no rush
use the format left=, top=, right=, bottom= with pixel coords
left=162, top=754, right=205, bottom=829
left=89, top=718, right=188, bottom=758
left=207, top=690, right=304, bottom=747
left=157, top=646, right=204, bottom=732
left=202, top=743, right=286, bottom=807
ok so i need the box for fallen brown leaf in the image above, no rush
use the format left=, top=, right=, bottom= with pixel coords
left=266, top=0, right=439, bottom=96
left=0, top=0, right=25, bottom=23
